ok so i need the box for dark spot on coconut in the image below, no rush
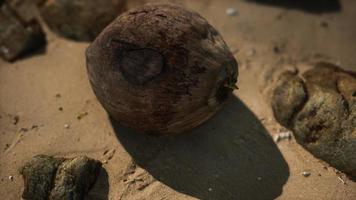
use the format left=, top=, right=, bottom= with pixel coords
left=119, top=48, right=164, bottom=85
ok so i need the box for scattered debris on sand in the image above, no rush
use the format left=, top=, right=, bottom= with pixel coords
left=274, top=131, right=292, bottom=143
left=76, top=112, right=88, bottom=120
left=20, top=155, right=101, bottom=200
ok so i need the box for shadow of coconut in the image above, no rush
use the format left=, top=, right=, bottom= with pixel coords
left=111, top=96, right=289, bottom=200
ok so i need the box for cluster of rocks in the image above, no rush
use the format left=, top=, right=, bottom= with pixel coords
left=0, top=0, right=126, bottom=61
left=272, top=62, right=356, bottom=180
left=20, top=155, right=102, bottom=200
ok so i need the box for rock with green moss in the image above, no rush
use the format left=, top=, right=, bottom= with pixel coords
left=272, top=62, right=356, bottom=180
left=20, top=155, right=101, bottom=200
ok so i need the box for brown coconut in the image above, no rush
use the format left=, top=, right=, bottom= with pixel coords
left=86, top=3, right=238, bottom=135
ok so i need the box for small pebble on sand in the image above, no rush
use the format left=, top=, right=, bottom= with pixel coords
left=8, top=176, right=13, bottom=181
left=64, top=124, right=70, bottom=129
left=226, top=8, right=237, bottom=16
left=302, top=171, right=311, bottom=177
left=274, top=131, right=292, bottom=142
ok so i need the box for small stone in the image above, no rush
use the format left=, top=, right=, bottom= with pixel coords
left=8, top=175, right=13, bottom=181
left=302, top=171, right=311, bottom=177
left=0, top=3, right=46, bottom=61
left=20, top=155, right=101, bottom=200
left=76, top=112, right=88, bottom=120
left=39, top=0, right=127, bottom=41
left=208, top=187, right=213, bottom=192
left=64, top=124, right=70, bottom=129
left=226, top=8, right=237, bottom=16
left=274, top=131, right=292, bottom=143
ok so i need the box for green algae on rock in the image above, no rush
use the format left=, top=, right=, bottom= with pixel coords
left=272, top=62, right=356, bottom=180
left=20, top=155, right=101, bottom=200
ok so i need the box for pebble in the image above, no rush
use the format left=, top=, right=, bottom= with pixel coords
left=226, top=8, right=237, bottom=16
left=274, top=131, right=292, bottom=142
left=8, top=176, right=13, bottom=181
left=77, top=112, right=88, bottom=120
left=302, top=171, right=311, bottom=177
left=64, top=124, right=70, bottom=129
left=246, top=48, right=256, bottom=57
left=208, top=187, right=213, bottom=192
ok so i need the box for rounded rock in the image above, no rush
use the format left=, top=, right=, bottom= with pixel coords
left=272, top=62, right=356, bottom=179
left=40, top=0, right=126, bottom=41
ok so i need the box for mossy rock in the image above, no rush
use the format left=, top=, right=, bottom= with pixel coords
left=272, top=62, right=356, bottom=179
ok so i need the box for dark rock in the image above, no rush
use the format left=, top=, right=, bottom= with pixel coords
left=49, top=156, right=102, bottom=200
left=272, top=62, right=356, bottom=180
left=6, top=0, right=39, bottom=22
left=0, top=3, right=45, bottom=61
left=20, top=155, right=102, bottom=200
left=40, top=0, right=126, bottom=41
left=20, top=155, right=64, bottom=200
left=272, top=71, right=307, bottom=127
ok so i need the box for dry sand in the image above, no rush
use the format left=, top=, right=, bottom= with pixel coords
left=1, top=0, right=356, bottom=199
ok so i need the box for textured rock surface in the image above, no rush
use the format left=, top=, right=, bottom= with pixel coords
left=0, top=2, right=45, bottom=61
left=86, top=3, right=238, bottom=135
left=272, top=62, right=356, bottom=179
left=40, top=0, right=126, bottom=41
left=20, top=155, right=101, bottom=200
left=20, top=155, right=64, bottom=200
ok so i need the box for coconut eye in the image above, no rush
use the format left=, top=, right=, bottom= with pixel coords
left=119, top=49, right=164, bottom=85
